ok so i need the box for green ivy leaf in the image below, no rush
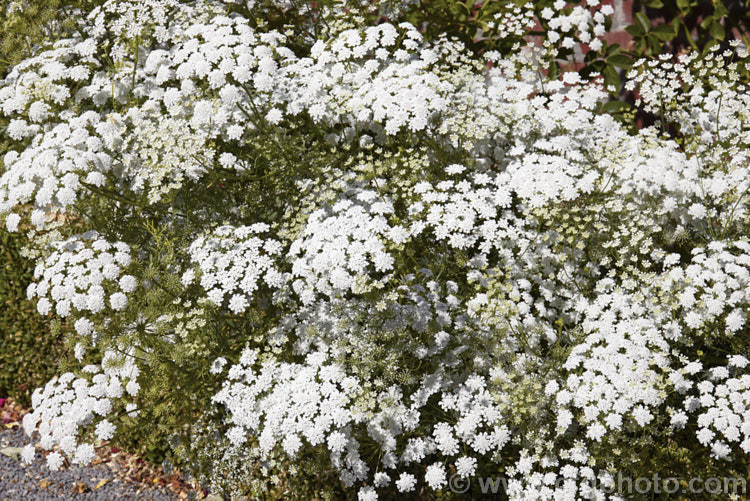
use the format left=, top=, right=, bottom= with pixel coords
left=635, top=12, right=651, bottom=35
left=710, top=21, right=726, bottom=40
left=625, top=24, right=645, bottom=37
left=606, top=43, right=622, bottom=56
left=608, top=54, right=632, bottom=69
left=651, top=25, right=677, bottom=41
left=603, top=65, right=621, bottom=91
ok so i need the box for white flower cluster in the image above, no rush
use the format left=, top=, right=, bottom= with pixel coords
left=21, top=349, right=140, bottom=469
left=0, top=112, right=111, bottom=230
left=558, top=288, right=671, bottom=441
left=89, top=0, right=181, bottom=51
left=658, top=241, right=750, bottom=335
left=671, top=356, right=750, bottom=459
left=215, top=349, right=510, bottom=497
left=26, top=231, right=135, bottom=336
left=289, top=190, right=406, bottom=303
left=118, top=109, right=215, bottom=203
left=188, top=224, right=284, bottom=313
left=4, top=0, right=750, bottom=498
left=540, top=0, right=614, bottom=53
left=487, top=3, right=536, bottom=40
left=289, top=23, right=450, bottom=135
left=0, top=0, right=617, bottom=231
left=0, top=2, right=291, bottom=228
left=627, top=43, right=750, bottom=153
left=503, top=443, right=616, bottom=499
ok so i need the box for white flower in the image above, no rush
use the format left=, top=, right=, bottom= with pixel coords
left=46, top=451, right=64, bottom=470
left=21, top=444, right=35, bottom=464
left=95, top=420, right=116, bottom=441
left=226, top=426, right=246, bottom=447
left=266, top=108, right=283, bottom=124
left=282, top=434, right=302, bottom=456
left=697, top=427, right=715, bottom=445
left=119, top=275, right=137, bottom=293
left=425, top=463, right=447, bottom=490
left=396, top=473, right=417, bottom=492
left=685, top=311, right=703, bottom=329
left=455, top=456, right=477, bottom=477
left=75, top=318, right=95, bottom=336
left=5, top=213, right=20, bottom=232
left=74, top=443, right=96, bottom=465
left=728, top=355, right=749, bottom=369
left=557, top=409, right=573, bottom=432
left=670, top=411, right=688, bottom=429
left=358, top=486, right=378, bottom=501
left=210, top=357, right=228, bottom=374
left=688, top=203, right=707, bottom=219
left=228, top=294, right=249, bottom=313
left=181, top=269, right=196, bottom=286
left=125, top=403, right=139, bottom=417
left=711, top=442, right=731, bottom=459
left=109, top=292, right=128, bottom=310
left=373, top=472, right=391, bottom=487
left=586, top=422, right=606, bottom=441
left=60, top=435, right=77, bottom=455
left=85, top=171, right=107, bottom=187
left=37, top=298, right=52, bottom=316
left=632, top=406, right=653, bottom=426
left=126, top=380, right=140, bottom=396
left=726, top=309, right=744, bottom=333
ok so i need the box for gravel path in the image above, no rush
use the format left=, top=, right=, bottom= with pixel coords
left=0, top=425, right=178, bottom=500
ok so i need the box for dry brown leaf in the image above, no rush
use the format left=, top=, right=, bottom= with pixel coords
left=94, top=479, right=110, bottom=490
left=71, top=481, right=90, bottom=494
left=0, top=446, right=23, bottom=459
left=39, top=480, right=51, bottom=490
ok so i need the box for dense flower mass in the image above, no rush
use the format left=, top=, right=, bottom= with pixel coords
left=2, top=0, right=750, bottom=499
left=27, top=231, right=135, bottom=327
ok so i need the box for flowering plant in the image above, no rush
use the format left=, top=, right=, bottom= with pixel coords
left=2, top=0, right=749, bottom=498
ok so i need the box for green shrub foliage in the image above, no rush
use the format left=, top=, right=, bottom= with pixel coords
left=0, top=228, right=67, bottom=405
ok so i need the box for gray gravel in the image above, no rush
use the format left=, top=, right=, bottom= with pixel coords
left=0, top=425, right=178, bottom=500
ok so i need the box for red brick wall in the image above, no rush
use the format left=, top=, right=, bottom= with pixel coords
left=605, top=0, right=635, bottom=49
